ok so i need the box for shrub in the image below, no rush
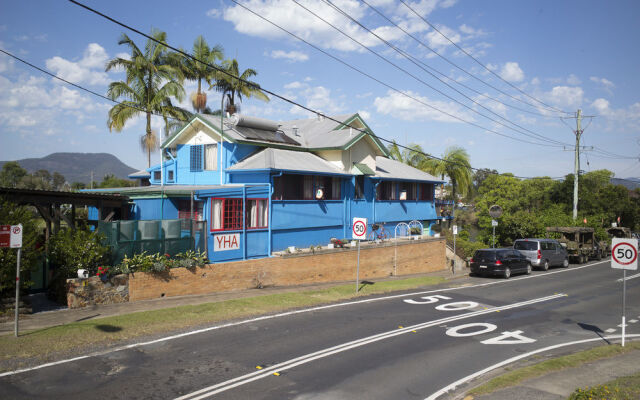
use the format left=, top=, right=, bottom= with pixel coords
left=113, top=250, right=207, bottom=274
left=0, top=197, right=41, bottom=297
left=48, top=228, right=110, bottom=302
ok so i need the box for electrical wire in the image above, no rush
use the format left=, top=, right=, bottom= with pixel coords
left=398, top=0, right=572, bottom=116
left=63, top=0, right=608, bottom=180
left=358, top=0, right=559, bottom=119
left=314, top=0, right=571, bottom=147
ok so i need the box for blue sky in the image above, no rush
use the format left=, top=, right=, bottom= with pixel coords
left=1, top=0, right=639, bottom=180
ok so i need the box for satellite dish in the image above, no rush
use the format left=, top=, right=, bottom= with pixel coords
left=489, top=205, right=503, bottom=219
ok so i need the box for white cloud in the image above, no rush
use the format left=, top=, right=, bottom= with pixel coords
left=357, top=110, right=371, bottom=120
left=566, top=74, right=581, bottom=85
left=544, top=86, right=584, bottom=108
left=269, top=49, right=309, bottom=62
left=222, top=0, right=404, bottom=52
left=206, top=8, right=222, bottom=18
left=284, top=81, right=304, bottom=89
left=499, top=62, right=524, bottom=82
left=45, top=43, right=110, bottom=86
left=373, top=90, right=474, bottom=123
left=425, top=25, right=461, bottom=49
left=286, top=81, right=344, bottom=117
left=591, top=98, right=640, bottom=120
left=590, top=76, right=615, bottom=95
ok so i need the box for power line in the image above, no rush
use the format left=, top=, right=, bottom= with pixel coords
left=398, top=0, right=572, bottom=116
left=358, top=0, right=559, bottom=119
left=223, top=0, right=566, bottom=148
left=313, top=0, right=571, bottom=147
left=64, top=0, right=594, bottom=180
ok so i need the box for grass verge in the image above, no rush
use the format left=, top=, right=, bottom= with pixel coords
left=568, top=371, right=640, bottom=399
left=0, top=275, right=444, bottom=367
left=468, top=341, right=640, bottom=397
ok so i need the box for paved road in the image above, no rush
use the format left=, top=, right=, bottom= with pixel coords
left=1, top=260, right=638, bottom=399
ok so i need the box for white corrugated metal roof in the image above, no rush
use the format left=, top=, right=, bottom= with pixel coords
left=374, top=157, right=444, bottom=182
left=228, top=148, right=349, bottom=175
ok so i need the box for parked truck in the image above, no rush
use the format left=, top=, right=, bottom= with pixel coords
left=545, top=227, right=604, bottom=263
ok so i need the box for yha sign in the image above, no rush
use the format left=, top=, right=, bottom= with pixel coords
left=214, top=233, right=240, bottom=252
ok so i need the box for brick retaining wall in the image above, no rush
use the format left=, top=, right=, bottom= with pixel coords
left=129, top=238, right=445, bottom=302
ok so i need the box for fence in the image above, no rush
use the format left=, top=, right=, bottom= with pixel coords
left=98, top=219, right=207, bottom=265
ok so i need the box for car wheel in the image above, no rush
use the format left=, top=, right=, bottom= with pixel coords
left=542, top=260, right=549, bottom=271
left=503, top=267, right=511, bottom=279
left=562, top=258, right=569, bottom=268
left=526, top=263, right=532, bottom=275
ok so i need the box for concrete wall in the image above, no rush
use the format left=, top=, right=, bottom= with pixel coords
left=128, top=237, right=445, bottom=301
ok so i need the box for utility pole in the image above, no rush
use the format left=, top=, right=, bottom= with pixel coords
left=573, top=109, right=582, bottom=221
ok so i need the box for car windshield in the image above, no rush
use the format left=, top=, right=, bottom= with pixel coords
left=514, top=241, right=537, bottom=251
left=474, top=250, right=496, bottom=261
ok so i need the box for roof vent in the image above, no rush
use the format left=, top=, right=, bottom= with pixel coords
left=292, top=125, right=299, bottom=136
left=317, top=112, right=324, bottom=121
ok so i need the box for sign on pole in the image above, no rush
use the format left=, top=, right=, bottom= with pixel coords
left=611, top=238, right=638, bottom=347
left=491, top=220, right=498, bottom=227
left=352, top=218, right=367, bottom=240
left=611, top=238, right=638, bottom=270
left=452, top=225, right=458, bottom=235
left=352, top=218, right=367, bottom=293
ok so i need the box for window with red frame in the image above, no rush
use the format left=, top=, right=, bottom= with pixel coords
left=211, top=198, right=243, bottom=231
left=419, top=183, right=434, bottom=201
left=246, top=199, right=268, bottom=228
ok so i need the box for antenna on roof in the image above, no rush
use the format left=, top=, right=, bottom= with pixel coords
left=292, top=125, right=299, bottom=136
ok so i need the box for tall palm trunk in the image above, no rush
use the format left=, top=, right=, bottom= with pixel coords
left=146, top=111, right=152, bottom=168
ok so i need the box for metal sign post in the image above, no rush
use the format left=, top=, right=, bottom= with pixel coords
left=489, top=205, right=503, bottom=249
left=352, top=218, right=367, bottom=293
left=1, top=224, right=23, bottom=337
left=452, top=225, right=458, bottom=273
left=611, top=238, right=638, bottom=347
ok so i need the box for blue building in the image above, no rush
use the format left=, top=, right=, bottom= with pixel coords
left=93, top=112, right=444, bottom=263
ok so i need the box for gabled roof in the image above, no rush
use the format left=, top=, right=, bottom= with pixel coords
left=128, top=169, right=151, bottom=179
left=374, top=157, right=444, bottom=183
left=162, top=113, right=389, bottom=157
left=228, top=148, right=350, bottom=175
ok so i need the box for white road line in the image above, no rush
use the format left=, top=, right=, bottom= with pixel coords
left=617, top=272, right=640, bottom=282
left=0, top=262, right=602, bottom=378
left=630, top=319, right=638, bottom=324
left=424, top=334, right=640, bottom=400
left=174, top=294, right=567, bottom=400
left=618, top=323, right=628, bottom=328
left=605, top=328, right=616, bottom=333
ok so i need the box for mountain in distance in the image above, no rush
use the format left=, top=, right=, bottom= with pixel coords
left=0, top=152, right=138, bottom=185
left=611, top=177, right=640, bottom=190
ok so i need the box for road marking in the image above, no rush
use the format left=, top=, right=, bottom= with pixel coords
left=605, top=328, right=616, bottom=333
left=630, top=319, right=638, bottom=324
left=424, top=334, right=640, bottom=400
left=0, top=262, right=602, bottom=378
left=174, top=294, right=566, bottom=400
left=618, top=323, right=628, bottom=328
left=617, top=272, right=640, bottom=282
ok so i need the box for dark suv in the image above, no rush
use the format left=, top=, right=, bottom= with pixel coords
left=470, top=248, right=531, bottom=279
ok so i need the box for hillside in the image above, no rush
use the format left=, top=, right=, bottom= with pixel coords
left=611, top=177, right=640, bottom=190
left=0, top=153, right=138, bottom=185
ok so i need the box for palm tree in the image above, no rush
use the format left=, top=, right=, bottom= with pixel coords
left=180, top=35, right=224, bottom=114
left=427, top=146, right=473, bottom=203
left=388, top=141, right=433, bottom=169
left=213, top=58, right=269, bottom=114
left=105, top=30, right=190, bottom=167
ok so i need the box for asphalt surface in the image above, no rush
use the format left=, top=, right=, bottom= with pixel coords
left=1, top=260, right=638, bottom=400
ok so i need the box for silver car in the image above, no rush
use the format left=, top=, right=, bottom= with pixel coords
left=513, top=239, right=569, bottom=270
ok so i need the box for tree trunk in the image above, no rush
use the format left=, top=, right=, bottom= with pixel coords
left=146, top=111, right=152, bottom=168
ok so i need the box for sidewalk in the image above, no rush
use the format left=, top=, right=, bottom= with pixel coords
left=0, top=267, right=464, bottom=335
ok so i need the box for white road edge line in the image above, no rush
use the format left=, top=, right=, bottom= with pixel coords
left=0, top=262, right=602, bottom=378
left=424, top=334, right=640, bottom=400
left=617, top=272, right=640, bottom=282
left=174, top=294, right=567, bottom=400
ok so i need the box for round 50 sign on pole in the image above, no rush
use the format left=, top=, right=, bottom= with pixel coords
left=611, top=237, right=638, bottom=347
left=352, top=218, right=367, bottom=293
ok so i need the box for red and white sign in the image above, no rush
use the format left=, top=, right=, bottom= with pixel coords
left=352, top=217, right=367, bottom=240
left=214, top=233, right=240, bottom=252
left=0, top=224, right=22, bottom=249
left=611, top=238, right=638, bottom=270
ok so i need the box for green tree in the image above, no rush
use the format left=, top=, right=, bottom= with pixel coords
left=97, top=174, right=136, bottom=188
left=0, top=162, right=28, bottom=188
left=213, top=58, right=269, bottom=114
left=426, top=146, right=473, bottom=203
left=105, top=30, right=190, bottom=167
left=387, top=141, right=434, bottom=169
left=180, top=35, right=224, bottom=114
left=0, top=197, right=41, bottom=296
left=52, top=172, right=66, bottom=190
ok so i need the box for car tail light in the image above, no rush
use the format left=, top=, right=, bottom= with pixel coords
left=537, top=250, right=542, bottom=259
left=495, top=259, right=502, bottom=265
left=470, top=258, right=474, bottom=263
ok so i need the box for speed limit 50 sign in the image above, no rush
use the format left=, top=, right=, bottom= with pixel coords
left=611, top=238, right=638, bottom=270
left=352, top=218, right=367, bottom=240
